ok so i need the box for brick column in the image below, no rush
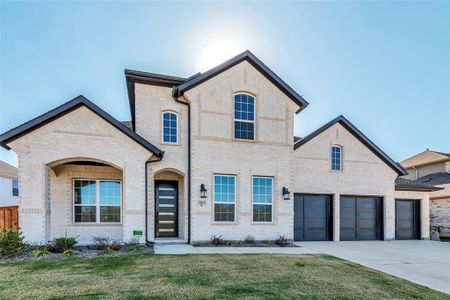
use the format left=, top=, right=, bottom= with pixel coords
left=421, top=195, right=430, bottom=239
left=333, top=194, right=340, bottom=241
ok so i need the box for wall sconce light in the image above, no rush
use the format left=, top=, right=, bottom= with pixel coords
left=282, top=187, right=291, bottom=200
left=200, top=184, right=207, bottom=198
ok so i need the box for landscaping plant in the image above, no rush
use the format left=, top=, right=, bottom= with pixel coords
left=47, top=236, right=78, bottom=253
left=0, top=229, right=27, bottom=259
left=244, top=235, right=255, bottom=244
left=62, top=249, right=75, bottom=257
left=93, top=236, right=122, bottom=252
left=275, top=235, right=290, bottom=247
left=210, top=235, right=225, bottom=246
left=226, top=240, right=237, bottom=246
left=31, top=247, right=49, bottom=258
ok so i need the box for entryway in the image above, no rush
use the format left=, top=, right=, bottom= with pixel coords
left=155, top=181, right=178, bottom=238
left=395, top=199, right=420, bottom=240
left=294, top=194, right=332, bottom=241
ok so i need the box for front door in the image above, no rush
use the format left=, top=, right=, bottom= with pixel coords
left=155, top=181, right=178, bottom=237
left=396, top=199, right=420, bottom=240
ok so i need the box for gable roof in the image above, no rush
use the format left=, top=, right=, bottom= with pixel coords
left=0, top=95, right=164, bottom=158
left=125, top=69, right=186, bottom=131
left=395, top=177, right=443, bottom=192
left=294, top=115, right=407, bottom=175
left=401, top=150, right=450, bottom=169
left=173, top=50, right=309, bottom=113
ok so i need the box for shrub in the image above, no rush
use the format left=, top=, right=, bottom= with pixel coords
left=47, top=236, right=78, bottom=253
left=262, top=240, right=272, bottom=246
left=0, top=229, right=27, bottom=259
left=226, top=240, right=237, bottom=246
left=129, top=244, right=142, bottom=252
left=211, top=235, right=225, bottom=246
left=244, top=235, right=255, bottom=244
left=32, top=247, right=49, bottom=258
left=99, top=247, right=114, bottom=255
left=126, top=238, right=142, bottom=252
left=275, top=235, right=290, bottom=247
left=92, top=236, right=122, bottom=251
left=62, top=249, right=75, bottom=257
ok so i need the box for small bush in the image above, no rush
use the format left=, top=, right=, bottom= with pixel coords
left=47, top=236, right=78, bottom=253
left=262, top=240, right=272, bottom=246
left=275, top=235, right=290, bottom=247
left=226, top=240, right=237, bottom=246
left=62, top=249, right=75, bottom=257
left=0, top=229, right=27, bottom=259
left=99, top=247, right=114, bottom=255
left=92, top=236, right=122, bottom=251
left=32, top=247, right=49, bottom=258
left=211, top=235, right=225, bottom=246
left=244, top=235, right=255, bottom=244
left=129, top=244, right=142, bottom=252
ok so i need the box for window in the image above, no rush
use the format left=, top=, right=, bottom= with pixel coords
left=74, top=180, right=121, bottom=223
left=12, top=179, right=18, bottom=196
left=162, top=112, right=177, bottom=143
left=331, top=146, right=342, bottom=171
left=234, top=93, right=255, bottom=140
left=213, top=175, right=236, bottom=222
left=252, top=177, right=273, bottom=222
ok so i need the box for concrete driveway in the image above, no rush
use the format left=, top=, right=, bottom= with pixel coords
left=295, top=240, right=450, bottom=295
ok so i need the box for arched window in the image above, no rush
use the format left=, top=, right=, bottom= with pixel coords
left=331, top=146, right=342, bottom=171
left=234, top=93, right=255, bottom=140
left=162, top=112, right=178, bottom=143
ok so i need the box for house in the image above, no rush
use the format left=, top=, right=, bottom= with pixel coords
left=0, top=51, right=435, bottom=244
left=0, top=161, right=19, bottom=231
left=401, top=150, right=450, bottom=237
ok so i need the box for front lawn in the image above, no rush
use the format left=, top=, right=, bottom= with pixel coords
left=0, top=254, right=447, bottom=299
left=440, top=236, right=450, bottom=242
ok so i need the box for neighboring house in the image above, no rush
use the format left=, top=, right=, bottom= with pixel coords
left=401, top=150, right=450, bottom=237
left=0, top=50, right=433, bottom=244
left=0, top=160, right=19, bottom=207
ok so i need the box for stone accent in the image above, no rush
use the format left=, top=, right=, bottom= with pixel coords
left=430, top=198, right=450, bottom=237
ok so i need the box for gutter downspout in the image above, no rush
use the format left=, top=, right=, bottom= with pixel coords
left=172, top=90, right=191, bottom=244
left=145, top=155, right=163, bottom=245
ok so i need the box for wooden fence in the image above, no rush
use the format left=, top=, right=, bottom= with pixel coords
left=0, top=206, right=19, bottom=231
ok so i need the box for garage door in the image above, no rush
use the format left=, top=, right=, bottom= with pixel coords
left=340, top=196, right=383, bottom=241
left=294, top=194, right=332, bottom=241
left=396, top=199, right=420, bottom=240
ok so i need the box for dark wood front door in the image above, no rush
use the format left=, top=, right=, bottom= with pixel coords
left=155, top=181, right=178, bottom=237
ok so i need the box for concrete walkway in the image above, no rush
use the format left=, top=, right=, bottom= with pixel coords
left=154, top=244, right=319, bottom=255
left=295, top=240, right=450, bottom=295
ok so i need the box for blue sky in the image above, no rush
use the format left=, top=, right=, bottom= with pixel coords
left=1, top=1, right=449, bottom=167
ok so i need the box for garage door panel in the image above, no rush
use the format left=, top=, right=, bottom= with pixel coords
left=340, top=196, right=382, bottom=241
left=294, top=194, right=331, bottom=241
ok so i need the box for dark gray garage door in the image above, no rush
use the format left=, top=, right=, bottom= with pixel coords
left=340, top=196, right=383, bottom=241
left=396, top=199, right=420, bottom=240
left=294, top=194, right=332, bottom=241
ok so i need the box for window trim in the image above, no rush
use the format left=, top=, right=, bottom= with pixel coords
left=251, top=176, right=274, bottom=224
left=161, top=111, right=179, bottom=144
left=233, top=92, right=256, bottom=141
left=212, top=174, right=237, bottom=224
left=331, top=145, right=343, bottom=172
left=72, top=179, right=122, bottom=224
left=12, top=179, right=19, bottom=197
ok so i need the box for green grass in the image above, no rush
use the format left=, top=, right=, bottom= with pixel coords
left=0, top=254, right=448, bottom=299
left=440, top=236, right=450, bottom=242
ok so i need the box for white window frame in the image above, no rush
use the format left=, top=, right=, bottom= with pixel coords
left=213, top=174, right=237, bottom=223
left=252, top=176, right=274, bottom=223
left=161, top=111, right=178, bottom=144
left=331, top=145, right=343, bottom=171
left=233, top=92, right=256, bottom=141
left=72, top=179, right=122, bottom=224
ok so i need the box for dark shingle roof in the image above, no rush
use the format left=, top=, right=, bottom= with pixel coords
left=417, top=172, right=450, bottom=186
left=294, top=136, right=302, bottom=143
left=395, top=177, right=443, bottom=191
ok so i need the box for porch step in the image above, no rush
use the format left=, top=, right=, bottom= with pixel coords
left=154, top=238, right=188, bottom=245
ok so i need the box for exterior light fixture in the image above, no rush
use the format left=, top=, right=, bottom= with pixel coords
left=282, top=187, right=291, bottom=200
left=200, top=184, right=207, bottom=198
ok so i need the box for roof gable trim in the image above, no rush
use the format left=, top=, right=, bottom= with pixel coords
left=294, top=115, right=407, bottom=175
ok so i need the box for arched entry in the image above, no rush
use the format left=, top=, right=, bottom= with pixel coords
left=154, top=169, right=185, bottom=238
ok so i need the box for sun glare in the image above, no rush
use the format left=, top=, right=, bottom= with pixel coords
left=198, top=40, right=244, bottom=72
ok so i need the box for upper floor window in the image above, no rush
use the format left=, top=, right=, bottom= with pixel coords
left=234, top=93, right=255, bottom=140
left=162, top=112, right=178, bottom=143
left=213, top=175, right=236, bottom=222
left=331, top=146, right=342, bottom=171
left=12, top=179, right=18, bottom=196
